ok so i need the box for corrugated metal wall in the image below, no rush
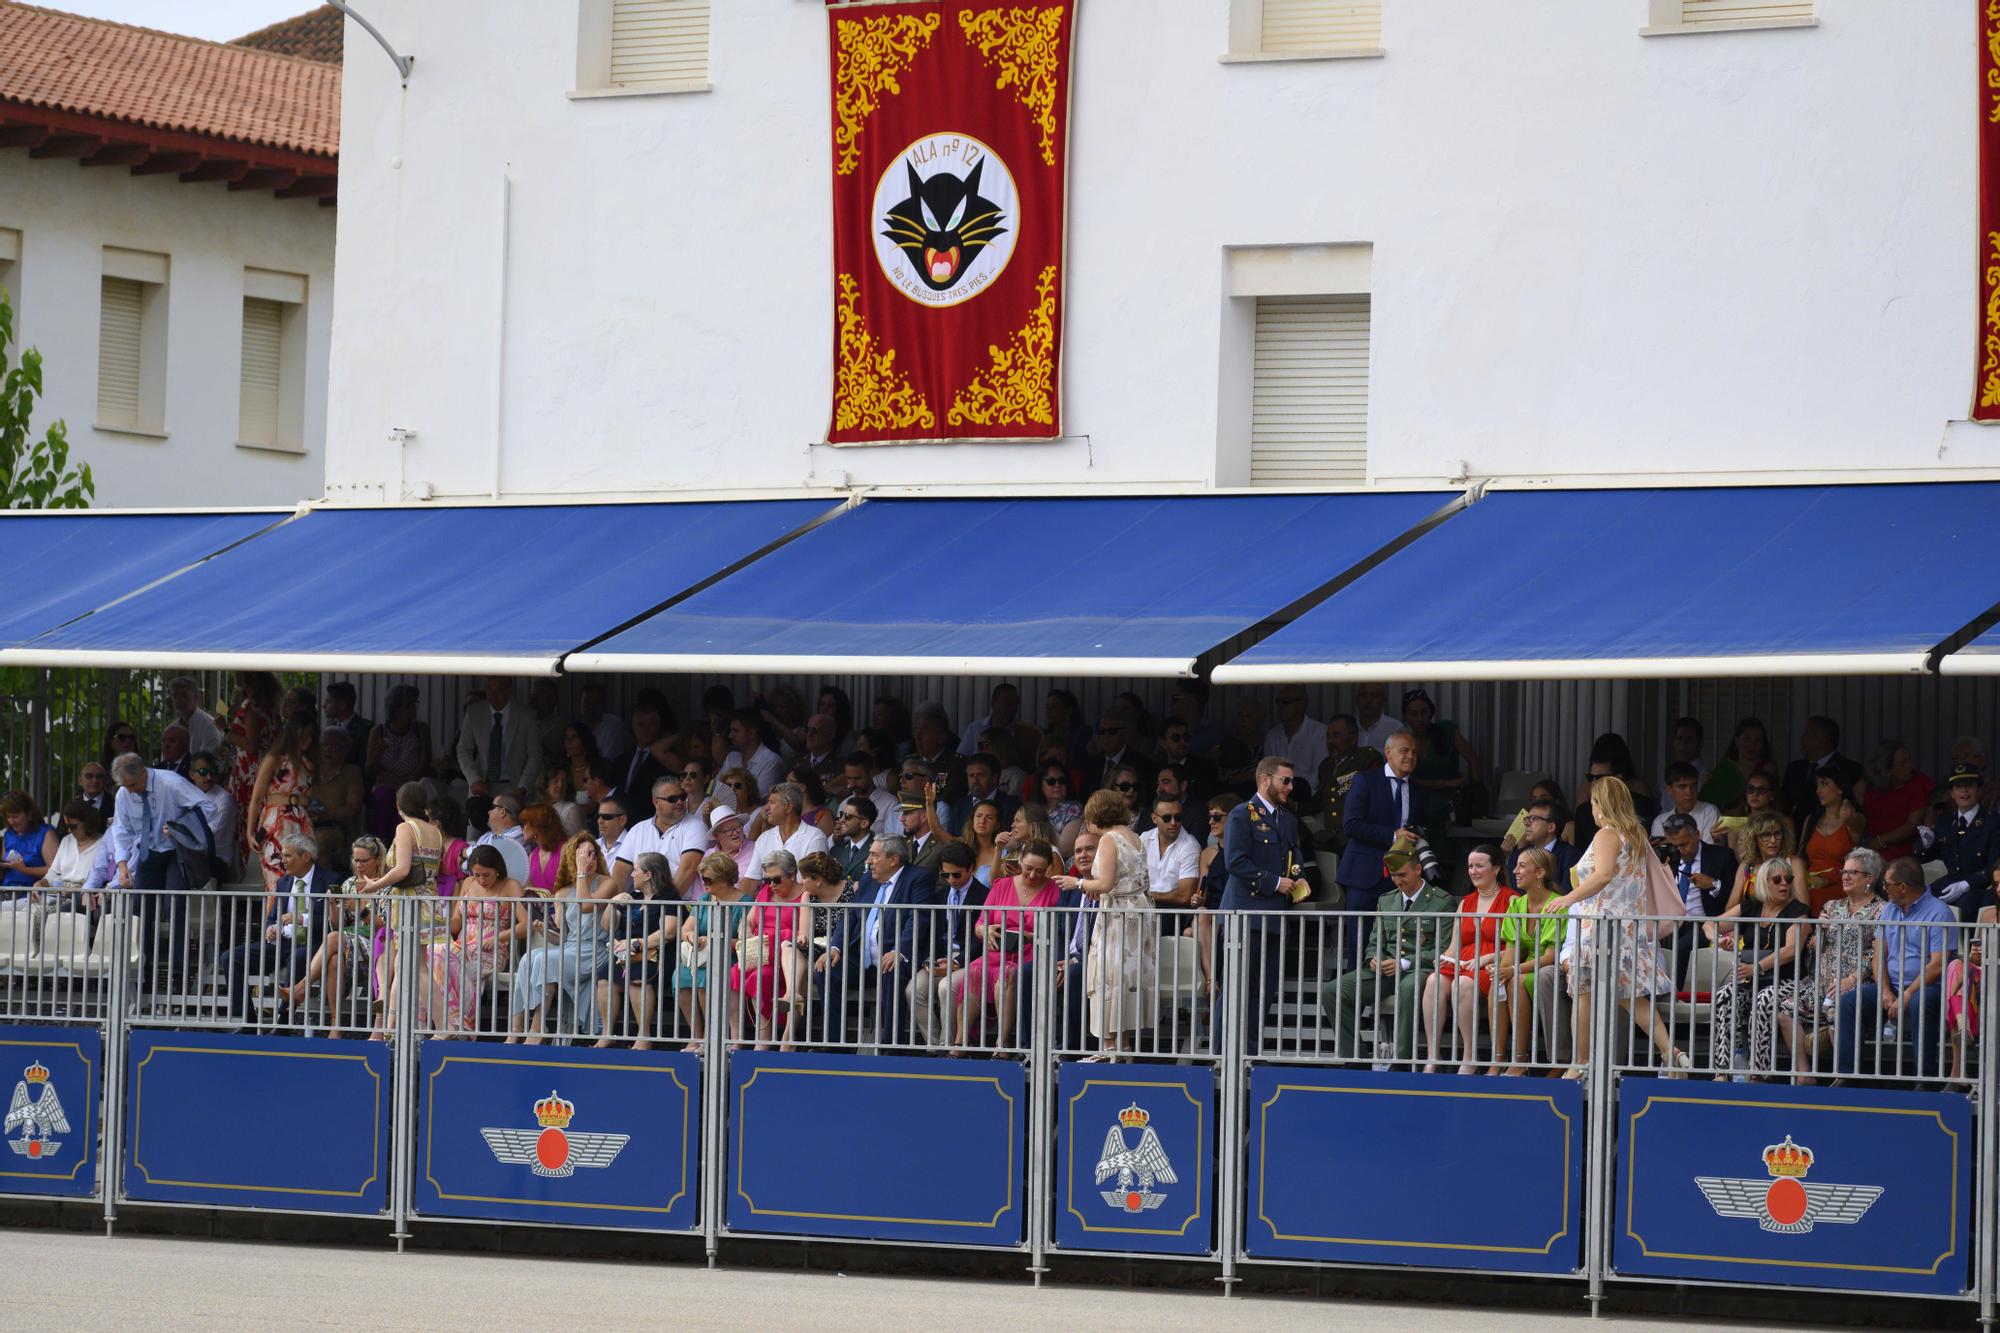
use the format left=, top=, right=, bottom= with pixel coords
left=7, top=668, right=1988, bottom=816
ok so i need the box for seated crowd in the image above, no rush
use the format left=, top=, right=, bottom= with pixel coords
left=2, top=677, right=1990, bottom=1083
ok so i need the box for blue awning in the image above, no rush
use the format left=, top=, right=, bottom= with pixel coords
left=1213, top=483, right=2000, bottom=683
left=568, top=493, right=1458, bottom=677
left=0, top=510, right=283, bottom=650
left=3, top=500, right=838, bottom=675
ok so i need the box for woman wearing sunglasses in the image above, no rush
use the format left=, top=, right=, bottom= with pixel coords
left=1709, top=858, right=1809, bottom=1078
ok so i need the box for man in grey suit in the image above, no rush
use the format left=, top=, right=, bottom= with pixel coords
left=456, top=677, right=542, bottom=832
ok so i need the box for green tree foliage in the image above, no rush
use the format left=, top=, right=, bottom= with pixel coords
left=0, top=286, right=93, bottom=510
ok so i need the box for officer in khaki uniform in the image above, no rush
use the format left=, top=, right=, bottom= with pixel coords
left=1320, top=834, right=1454, bottom=1063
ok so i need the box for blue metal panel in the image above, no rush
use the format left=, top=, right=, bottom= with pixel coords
left=123, top=1030, right=388, bottom=1214
left=1055, top=1061, right=1213, bottom=1255
left=1245, top=1066, right=1583, bottom=1273
left=416, top=1043, right=700, bottom=1231
left=0, top=1024, right=100, bottom=1199
left=585, top=494, right=1451, bottom=664
left=1614, top=1077, right=1970, bottom=1296
left=728, top=1051, right=1025, bottom=1245
left=26, top=500, right=832, bottom=661
left=1228, top=484, right=2000, bottom=668
left=0, top=511, right=275, bottom=648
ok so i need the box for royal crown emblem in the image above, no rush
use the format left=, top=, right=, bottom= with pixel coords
left=5, top=1060, right=69, bottom=1161
left=1695, top=1135, right=1882, bottom=1234
left=1095, top=1102, right=1177, bottom=1213
left=482, top=1089, right=629, bottom=1179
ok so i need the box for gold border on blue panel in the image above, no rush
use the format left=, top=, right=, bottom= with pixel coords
left=0, top=1037, right=95, bottom=1184
left=1256, top=1083, right=1573, bottom=1254
left=130, top=1045, right=381, bottom=1197
left=735, top=1065, right=1016, bottom=1227
left=422, top=1054, right=692, bottom=1215
left=1063, top=1076, right=1205, bottom=1237
left=1623, top=1094, right=1960, bottom=1276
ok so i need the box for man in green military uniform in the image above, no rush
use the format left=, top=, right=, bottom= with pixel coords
left=1320, top=833, right=1454, bottom=1064
left=1313, top=713, right=1380, bottom=863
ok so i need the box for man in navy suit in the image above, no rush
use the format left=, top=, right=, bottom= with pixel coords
left=812, top=834, right=939, bottom=1047
left=1209, top=757, right=1306, bottom=1054
left=220, top=835, right=333, bottom=1028
left=1336, top=731, right=1423, bottom=972
left=1657, top=812, right=1739, bottom=986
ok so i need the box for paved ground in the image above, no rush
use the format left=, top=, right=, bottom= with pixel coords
left=0, top=1230, right=1764, bottom=1331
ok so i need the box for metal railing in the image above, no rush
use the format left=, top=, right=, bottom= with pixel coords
left=0, top=885, right=1990, bottom=1315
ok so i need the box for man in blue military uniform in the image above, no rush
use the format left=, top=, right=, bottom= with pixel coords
left=1917, top=767, right=1999, bottom=922
left=1211, top=756, right=1305, bottom=1054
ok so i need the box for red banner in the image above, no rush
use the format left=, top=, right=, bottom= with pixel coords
left=824, top=0, right=1074, bottom=444
left=1979, top=2, right=2000, bottom=419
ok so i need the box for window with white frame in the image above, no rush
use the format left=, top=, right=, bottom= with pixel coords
left=1643, top=0, right=1815, bottom=36
left=574, top=0, right=710, bottom=95
left=1225, top=0, right=1382, bottom=61
left=97, top=246, right=168, bottom=435
left=0, top=228, right=18, bottom=331
left=239, top=268, right=307, bottom=452
left=1217, top=244, right=1373, bottom=486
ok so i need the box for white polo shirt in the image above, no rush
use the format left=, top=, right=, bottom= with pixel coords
left=616, top=811, right=712, bottom=868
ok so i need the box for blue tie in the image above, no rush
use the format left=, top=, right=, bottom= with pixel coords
left=141, top=787, right=156, bottom=853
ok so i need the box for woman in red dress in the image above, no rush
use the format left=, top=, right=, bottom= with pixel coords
left=1421, top=845, right=1516, bottom=1075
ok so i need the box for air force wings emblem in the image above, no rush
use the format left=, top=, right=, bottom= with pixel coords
left=1096, top=1102, right=1177, bottom=1213
left=4, top=1061, right=68, bottom=1160
left=480, top=1090, right=629, bottom=1179
left=1695, top=1135, right=1883, bottom=1234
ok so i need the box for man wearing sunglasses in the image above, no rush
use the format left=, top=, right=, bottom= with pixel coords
left=611, top=777, right=710, bottom=898
left=185, top=750, right=240, bottom=882
left=1212, top=757, right=1305, bottom=1052
left=1091, top=710, right=1155, bottom=797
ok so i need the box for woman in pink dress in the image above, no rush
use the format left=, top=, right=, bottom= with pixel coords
left=244, top=711, right=317, bottom=899
left=732, top=850, right=809, bottom=1050
left=425, top=844, right=527, bottom=1035
left=954, top=839, right=1063, bottom=1053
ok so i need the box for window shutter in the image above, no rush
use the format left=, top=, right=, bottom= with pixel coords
left=609, top=0, right=709, bottom=87
left=239, top=296, right=283, bottom=446
left=1260, top=0, right=1382, bottom=54
left=97, top=276, right=143, bottom=428
left=1676, top=0, right=1813, bottom=26
left=1251, top=295, right=1370, bottom=486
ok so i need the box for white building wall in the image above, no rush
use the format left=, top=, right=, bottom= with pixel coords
left=0, top=151, right=334, bottom=508
left=326, top=0, right=1981, bottom=502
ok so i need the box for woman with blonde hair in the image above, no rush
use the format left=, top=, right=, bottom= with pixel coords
left=1545, top=775, right=1689, bottom=1076
left=1719, top=812, right=1810, bottom=919
left=1708, top=857, right=1808, bottom=1077
left=1055, top=788, right=1155, bottom=1060
left=507, top=832, right=613, bottom=1043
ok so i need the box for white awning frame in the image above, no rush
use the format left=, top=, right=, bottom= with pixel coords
left=0, top=649, right=563, bottom=677
left=563, top=652, right=1198, bottom=679
left=1212, top=651, right=1932, bottom=685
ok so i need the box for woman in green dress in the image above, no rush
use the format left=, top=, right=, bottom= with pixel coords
left=1491, top=847, right=1566, bottom=1075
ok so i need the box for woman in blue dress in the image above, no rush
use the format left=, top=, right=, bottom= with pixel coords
left=1, top=792, right=56, bottom=892
left=507, top=832, right=613, bottom=1042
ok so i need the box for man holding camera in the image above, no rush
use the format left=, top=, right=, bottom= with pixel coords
left=1657, top=811, right=1738, bottom=985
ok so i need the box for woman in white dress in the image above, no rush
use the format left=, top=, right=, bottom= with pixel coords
left=1056, top=788, right=1156, bottom=1060
left=1546, top=775, right=1688, bottom=1078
